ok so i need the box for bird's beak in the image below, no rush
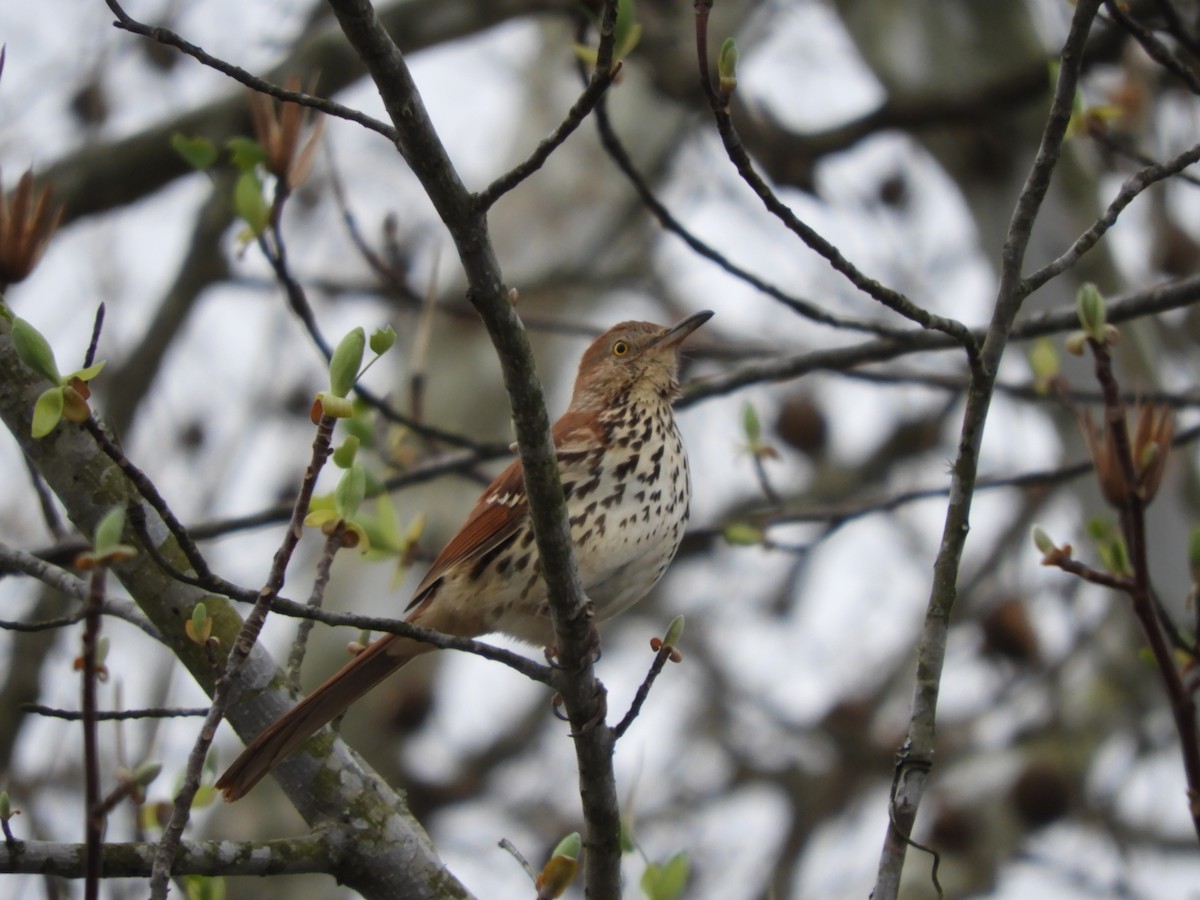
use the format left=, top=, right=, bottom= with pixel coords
left=657, top=310, right=714, bottom=349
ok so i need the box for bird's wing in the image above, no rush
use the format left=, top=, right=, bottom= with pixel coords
left=404, top=412, right=602, bottom=614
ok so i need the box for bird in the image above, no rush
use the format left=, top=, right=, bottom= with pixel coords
left=216, top=310, right=713, bottom=800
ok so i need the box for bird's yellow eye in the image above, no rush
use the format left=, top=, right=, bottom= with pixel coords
left=612, top=340, right=629, bottom=357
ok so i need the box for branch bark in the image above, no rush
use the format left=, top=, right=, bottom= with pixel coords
left=0, top=318, right=470, bottom=899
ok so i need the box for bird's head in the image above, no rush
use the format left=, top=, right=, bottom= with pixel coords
left=569, top=310, right=713, bottom=411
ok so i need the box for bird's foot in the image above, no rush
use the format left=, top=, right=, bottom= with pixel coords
left=542, top=622, right=602, bottom=670
left=549, top=684, right=609, bottom=735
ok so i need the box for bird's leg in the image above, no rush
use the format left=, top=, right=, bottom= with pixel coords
left=549, top=683, right=608, bottom=735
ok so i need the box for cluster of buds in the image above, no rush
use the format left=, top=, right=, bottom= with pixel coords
left=1065, top=283, right=1119, bottom=354
left=1068, top=284, right=1175, bottom=508
left=0, top=168, right=62, bottom=289
left=1079, top=402, right=1175, bottom=509
left=247, top=75, right=325, bottom=194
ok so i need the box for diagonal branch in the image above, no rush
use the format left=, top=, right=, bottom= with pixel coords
left=873, top=1, right=1105, bottom=896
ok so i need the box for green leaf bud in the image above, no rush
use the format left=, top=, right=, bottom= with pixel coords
left=369, top=325, right=396, bottom=356
left=328, top=327, right=366, bottom=398
left=12, top=317, right=62, bottom=383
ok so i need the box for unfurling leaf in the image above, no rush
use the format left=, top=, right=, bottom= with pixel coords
left=328, top=327, right=366, bottom=398
left=662, top=615, right=685, bottom=648
left=233, top=170, right=270, bottom=235
left=535, top=832, right=581, bottom=899
left=31, top=386, right=64, bottom=438
left=717, top=37, right=738, bottom=96
left=741, top=401, right=761, bottom=445
left=334, top=463, right=367, bottom=519
left=132, top=761, right=163, bottom=788
left=332, top=434, right=360, bottom=469
left=226, top=136, right=267, bottom=172
left=171, top=133, right=218, bottom=171
left=1031, top=525, right=1057, bottom=556
left=187, top=602, right=213, bottom=645
left=94, top=507, right=126, bottom=554
left=12, top=317, right=62, bottom=383
left=369, top=325, right=396, bottom=356
left=1075, top=282, right=1107, bottom=342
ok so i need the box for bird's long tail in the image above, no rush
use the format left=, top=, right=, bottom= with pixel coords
left=215, top=634, right=431, bottom=801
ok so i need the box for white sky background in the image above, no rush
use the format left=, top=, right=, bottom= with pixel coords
left=1, top=1, right=1198, bottom=898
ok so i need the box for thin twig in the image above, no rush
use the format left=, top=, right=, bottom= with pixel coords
left=148, top=414, right=336, bottom=897
left=286, top=526, right=343, bottom=690
left=103, top=0, right=399, bottom=142
left=1087, top=339, right=1200, bottom=841
left=476, top=61, right=620, bottom=209
left=83, top=303, right=105, bottom=370
left=21, top=452, right=65, bottom=540
left=1102, top=0, right=1200, bottom=94
left=872, top=2, right=1105, bottom=896
left=81, top=567, right=105, bottom=900
left=22, top=704, right=209, bottom=721
left=85, top=419, right=212, bottom=581
left=589, top=90, right=911, bottom=338
left=612, top=644, right=675, bottom=739
left=1022, top=138, right=1200, bottom=294
left=691, top=1, right=979, bottom=357
left=255, top=226, right=497, bottom=449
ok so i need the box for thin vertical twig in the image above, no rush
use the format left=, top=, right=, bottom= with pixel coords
left=872, top=2, right=1104, bottom=896
left=286, top=525, right=344, bottom=691
left=81, top=567, right=106, bottom=900
left=148, top=415, right=336, bottom=898
left=1088, top=342, right=1200, bottom=840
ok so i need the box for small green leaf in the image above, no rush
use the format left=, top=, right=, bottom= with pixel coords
left=723, top=522, right=763, bottom=546
left=1031, top=525, right=1056, bottom=556
left=304, top=508, right=338, bottom=529
left=741, top=401, right=761, bottom=445
left=0, top=791, right=11, bottom=820
left=342, top=409, right=374, bottom=446
left=641, top=862, right=663, bottom=899
left=132, top=761, right=163, bottom=788
left=182, top=873, right=226, bottom=900
left=328, top=327, right=366, bottom=398
left=71, top=360, right=106, bottom=382
left=334, top=463, right=367, bottom=519
left=31, top=386, right=64, bottom=437
left=12, top=317, right=62, bottom=383
left=1029, top=338, right=1058, bottom=389
left=613, top=0, right=642, bottom=59
left=171, top=133, right=218, bottom=171
left=233, top=170, right=270, bottom=235
left=1076, top=283, right=1107, bottom=341
left=94, top=507, right=126, bottom=554
left=226, top=136, right=267, bottom=172
left=369, top=325, right=396, bottom=356
left=332, top=434, right=360, bottom=469
left=662, top=615, right=685, bottom=648
left=187, top=602, right=212, bottom=645
left=655, top=852, right=689, bottom=900
left=550, top=832, right=581, bottom=861
left=717, top=37, right=738, bottom=94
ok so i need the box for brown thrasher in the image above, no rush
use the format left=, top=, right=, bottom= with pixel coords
left=216, top=310, right=712, bottom=800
